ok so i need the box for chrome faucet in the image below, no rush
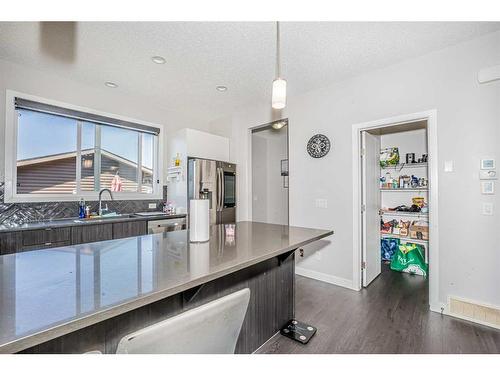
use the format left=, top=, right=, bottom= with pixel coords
left=98, top=188, right=114, bottom=216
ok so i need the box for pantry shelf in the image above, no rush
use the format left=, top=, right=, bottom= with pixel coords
left=380, top=188, right=428, bottom=192
left=381, top=163, right=427, bottom=170
left=380, top=210, right=428, bottom=218
left=380, top=233, right=428, bottom=245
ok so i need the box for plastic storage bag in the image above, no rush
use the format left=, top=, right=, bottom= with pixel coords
left=390, top=243, right=428, bottom=277
left=381, top=238, right=399, bottom=261
left=380, top=147, right=400, bottom=168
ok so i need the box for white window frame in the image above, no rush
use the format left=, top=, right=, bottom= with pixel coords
left=4, top=90, right=164, bottom=203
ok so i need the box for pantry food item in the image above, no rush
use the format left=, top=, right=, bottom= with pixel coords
left=410, top=220, right=429, bottom=240
left=381, top=219, right=394, bottom=234
left=399, top=220, right=411, bottom=237
left=412, top=197, right=425, bottom=208
left=389, top=204, right=421, bottom=213
left=380, top=147, right=400, bottom=168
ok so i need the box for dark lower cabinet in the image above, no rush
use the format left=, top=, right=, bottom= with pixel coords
left=71, top=224, right=113, bottom=245
left=0, top=232, right=23, bottom=256
left=21, top=241, right=72, bottom=252
left=1, top=219, right=153, bottom=254
left=112, top=221, right=147, bottom=240
left=21, top=227, right=71, bottom=250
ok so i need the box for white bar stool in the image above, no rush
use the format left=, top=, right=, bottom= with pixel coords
left=111, top=288, right=250, bottom=354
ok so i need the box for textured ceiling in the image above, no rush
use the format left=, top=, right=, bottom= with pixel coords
left=0, top=22, right=499, bottom=123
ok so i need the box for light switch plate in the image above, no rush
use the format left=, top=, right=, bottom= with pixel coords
left=480, top=170, right=498, bottom=180
left=482, top=203, right=494, bottom=216
left=315, top=199, right=328, bottom=209
left=148, top=203, right=157, bottom=209
left=481, top=181, right=495, bottom=194
left=444, top=160, right=454, bottom=172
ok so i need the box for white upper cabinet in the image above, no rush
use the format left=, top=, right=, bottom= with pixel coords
left=185, top=128, right=230, bottom=162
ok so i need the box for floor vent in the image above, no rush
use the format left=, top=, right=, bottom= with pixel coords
left=448, top=296, right=500, bottom=330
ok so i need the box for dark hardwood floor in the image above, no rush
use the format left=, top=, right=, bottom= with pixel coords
left=257, top=263, right=500, bottom=354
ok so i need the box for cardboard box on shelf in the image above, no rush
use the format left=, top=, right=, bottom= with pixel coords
left=410, top=222, right=429, bottom=240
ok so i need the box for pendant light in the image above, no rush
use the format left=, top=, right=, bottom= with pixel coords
left=272, top=21, right=287, bottom=109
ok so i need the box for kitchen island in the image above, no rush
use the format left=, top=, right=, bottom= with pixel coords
left=0, top=221, right=332, bottom=354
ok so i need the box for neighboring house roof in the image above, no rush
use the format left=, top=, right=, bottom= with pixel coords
left=17, top=148, right=153, bottom=174
left=16, top=149, right=153, bottom=194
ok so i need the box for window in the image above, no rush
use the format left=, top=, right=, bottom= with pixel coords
left=6, top=93, right=161, bottom=202
left=16, top=110, right=78, bottom=194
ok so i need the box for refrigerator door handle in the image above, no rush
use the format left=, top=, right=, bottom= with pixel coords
left=216, top=167, right=222, bottom=211
left=221, top=168, right=225, bottom=210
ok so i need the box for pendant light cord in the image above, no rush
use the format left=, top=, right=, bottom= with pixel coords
left=276, top=21, right=281, bottom=79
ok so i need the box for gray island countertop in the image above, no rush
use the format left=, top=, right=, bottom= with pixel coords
left=0, top=221, right=332, bottom=353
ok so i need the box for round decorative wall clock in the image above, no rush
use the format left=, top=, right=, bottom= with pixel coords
left=307, top=134, right=331, bottom=158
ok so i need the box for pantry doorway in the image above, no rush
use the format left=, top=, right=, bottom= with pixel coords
left=352, top=110, right=440, bottom=313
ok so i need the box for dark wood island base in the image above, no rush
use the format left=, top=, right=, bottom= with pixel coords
left=21, top=251, right=295, bottom=354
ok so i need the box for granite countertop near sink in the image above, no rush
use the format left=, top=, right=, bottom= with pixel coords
left=0, top=221, right=333, bottom=353
left=0, top=212, right=187, bottom=233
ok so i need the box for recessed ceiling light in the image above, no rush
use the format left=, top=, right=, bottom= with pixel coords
left=151, top=56, right=166, bottom=64
left=216, top=86, right=228, bottom=92
left=104, top=81, right=118, bottom=88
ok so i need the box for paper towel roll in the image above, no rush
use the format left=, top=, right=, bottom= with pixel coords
left=189, top=199, right=210, bottom=242
left=189, top=241, right=210, bottom=277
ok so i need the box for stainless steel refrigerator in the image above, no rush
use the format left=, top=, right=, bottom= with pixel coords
left=187, top=158, right=236, bottom=225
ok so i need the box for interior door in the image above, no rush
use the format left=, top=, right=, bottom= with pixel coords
left=362, top=131, right=381, bottom=287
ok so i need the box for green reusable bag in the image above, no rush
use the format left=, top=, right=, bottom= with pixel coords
left=390, top=243, right=428, bottom=277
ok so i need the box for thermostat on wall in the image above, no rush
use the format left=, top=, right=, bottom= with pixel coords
left=480, top=159, right=495, bottom=170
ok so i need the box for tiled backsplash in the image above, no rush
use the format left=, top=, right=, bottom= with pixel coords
left=0, top=182, right=167, bottom=225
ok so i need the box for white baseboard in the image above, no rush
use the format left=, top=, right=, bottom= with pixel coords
left=295, top=267, right=357, bottom=291
left=429, top=302, right=446, bottom=314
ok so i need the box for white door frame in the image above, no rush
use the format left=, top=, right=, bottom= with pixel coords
left=351, top=110, right=441, bottom=312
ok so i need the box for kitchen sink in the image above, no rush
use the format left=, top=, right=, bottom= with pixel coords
left=73, top=213, right=133, bottom=223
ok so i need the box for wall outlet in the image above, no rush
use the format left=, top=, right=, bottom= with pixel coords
left=444, top=160, right=454, bottom=172
left=315, top=250, right=322, bottom=260
left=482, top=203, right=494, bottom=216
left=148, top=203, right=157, bottom=209
left=315, top=198, right=328, bottom=209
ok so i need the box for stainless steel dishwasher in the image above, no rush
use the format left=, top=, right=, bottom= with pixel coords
left=147, top=217, right=187, bottom=234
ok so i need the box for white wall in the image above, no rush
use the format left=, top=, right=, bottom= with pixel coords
left=0, top=58, right=211, bottom=184
left=209, top=31, right=500, bottom=308
left=251, top=128, right=288, bottom=225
